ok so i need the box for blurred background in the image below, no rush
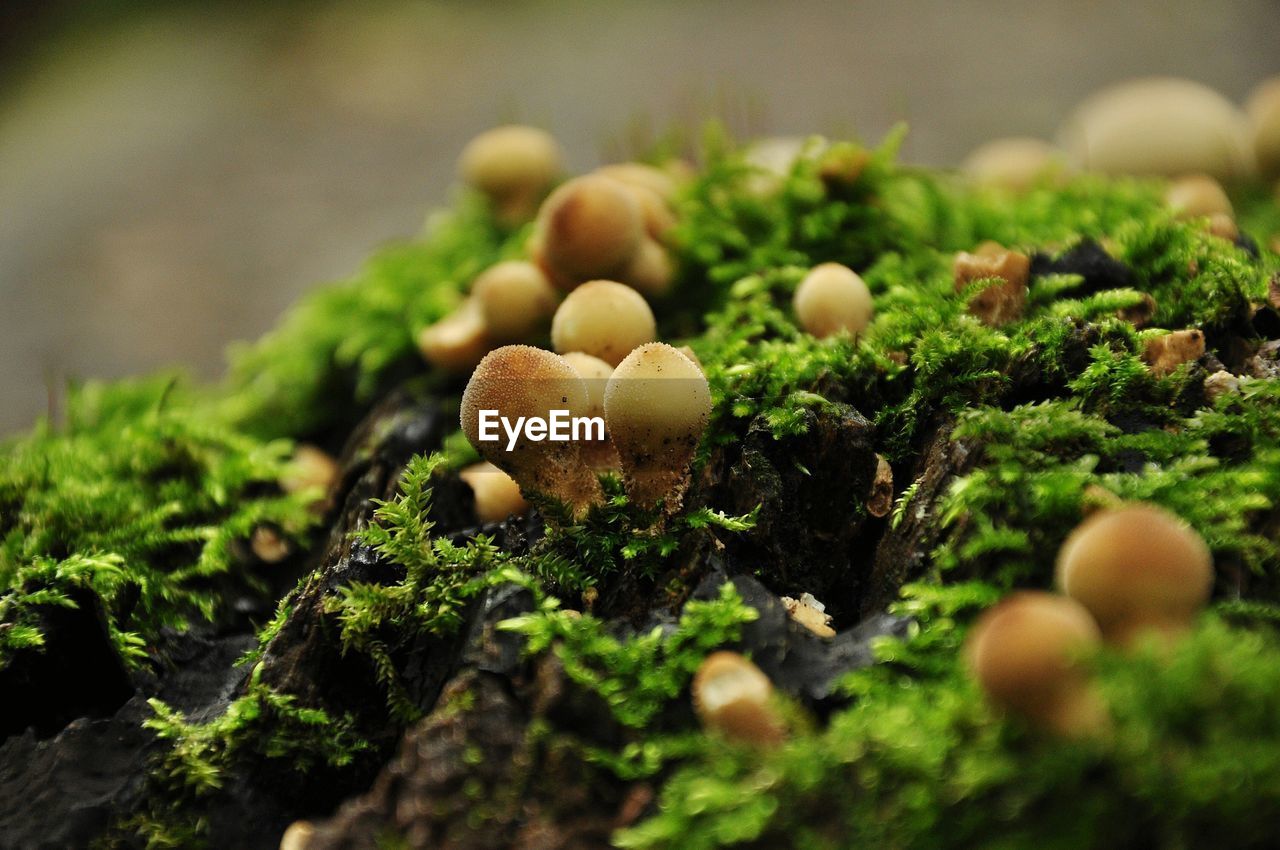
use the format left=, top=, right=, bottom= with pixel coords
left=2, top=0, right=1279, bottom=434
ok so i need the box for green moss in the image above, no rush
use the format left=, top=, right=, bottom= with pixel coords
left=6, top=122, right=1280, bottom=848
left=0, top=375, right=317, bottom=668
left=616, top=618, right=1280, bottom=850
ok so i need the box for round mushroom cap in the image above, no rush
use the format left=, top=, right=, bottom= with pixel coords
left=459, top=461, right=530, bottom=523
left=1247, top=76, right=1280, bottom=178
left=692, top=651, right=785, bottom=746
left=472, top=260, right=559, bottom=342
left=793, top=262, right=873, bottom=338
left=460, top=345, right=601, bottom=514
left=604, top=343, right=711, bottom=508
left=962, top=137, right=1068, bottom=191
left=538, top=175, right=644, bottom=285
left=551, top=280, right=656, bottom=367
left=1055, top=503, right=1213, bottom=642
left=1059, top=77, right=1254, bottom=179
left=966, top=592, right=1105, bottom=736
left=458, top=125, right=562, bottom=198
left=417, top=299, right=493, bottom=373
left=1165, top=174, right=1233, bottom=219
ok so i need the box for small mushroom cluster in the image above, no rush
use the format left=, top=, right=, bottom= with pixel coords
left=966, top=502, right=1213, bottom=737
left=530, top=164, right=682, bottom=296
left=419, top=126, right=689, bottom=376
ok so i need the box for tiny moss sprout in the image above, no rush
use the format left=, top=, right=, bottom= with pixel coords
left=551, top=280, right=656, bottom=366
left=472, top=259, right=559, bottom=343
left=1055, top=503, right=1213, bottom=646
left=692, top=651, right=786, bottom=746
left=604, top=342, right=711, bottom=510
left=965, top=591, right=1108, bottom=738
left=460, top=345, right=603, bottom=516
left=458, top=124, right=563, bottom=225
left=792, top=261, right=873, bottom=338
left=458, top=461, right=530, bottom=523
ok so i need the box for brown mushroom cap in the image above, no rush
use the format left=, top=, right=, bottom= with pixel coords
left=962, top=137, right=1068, bottom=191
left=459, top=461, right=530, bottom=523
left=1058, top=77, right=1254, bottom=180
left=1166, top=174, right=1234, bottom=219
left=1141, top=329, right=1205, bottom=377
left=417, top=299, right=493, bottom=373
left=281, top=444, right=340, bottom=498
left=537, top=175, right=644, bottom=287
left=458, top=125, right=562, bottom=211
left=953, top=246, right=1030, bottom=326
left=966, top=591, right=1107, bottom=737
left=793, top=262, right=874, bottom=338
left=1247, top=76, right=1280, bottom=178
left=692, top=651, right=786, bottom=746
left=619, top=236, right=675, bottom=297
left=604, top=342, right=711, bottom=510
left=460, top=345, right=602, bottom=516
left=472, top=260, right=559, bottom=342
left=1055, top=503, right=1213, bottom=644
left=551, top=280, right=656, bottom=367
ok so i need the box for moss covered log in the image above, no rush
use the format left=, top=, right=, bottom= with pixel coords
left=3, top=125, right=1280, bottom=849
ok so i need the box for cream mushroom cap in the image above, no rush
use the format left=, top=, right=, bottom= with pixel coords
left=460, top=345, right=602, bottom=515
left=1059, top=77, right=1254, bottom=179
left=793, top=262, right=873, bottom=338
left=1055, top=503, right=1213, bottom=644
left=966, top=591, right=1107, bottom=737
left=604, top=342, right=711, bottom=509
left=551, top=280, right=656, bottom=367
left=472, top=260, right=559, bottom=342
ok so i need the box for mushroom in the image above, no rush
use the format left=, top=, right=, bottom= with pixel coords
left=472, top=260, right=559, bottom=343
left=1247, top=76, right=1280, bottom=178
left=561, top=351, right=618, bottom=470
left=1165, top=174, right=1233, bottom=220
left=1141, top=329, right=1205, bottom=377
left=279, top=820, right=315, bottom=850
left=551, top=280, right=656, bottom=367
left=458, top=125, right=562, bottom=225
left=458, top=461, right=530, bottom=523
left=1055, top=503, right=1213, bottom=645
left=1058, top=77, right=1254, bottom=180
left=604, top=342, right=711, bottom=510
left=965, top=591, right=1108, bottom=738
left=792, top=262, right=874, bottom=338
left=280, top=444, right=340, bottom=499
left=953, top=244, right=1030, bottom=326
left=534, top=174, right=645, bottom=290
left=619, top=235, right=676, bottom=297
left=460, top=345, right=603, bottom=516
left=961, top=137, right=1068, bottom=191
left=692, top=651, right=786, bottom=746
left=417, top=299, right=493, bottom=373
left=594, top=163, right=680, bottom=238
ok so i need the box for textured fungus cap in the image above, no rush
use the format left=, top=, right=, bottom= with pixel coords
left=604, top=343, right=710, bottom=510
left=460, top=345, right=602, bottom=516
